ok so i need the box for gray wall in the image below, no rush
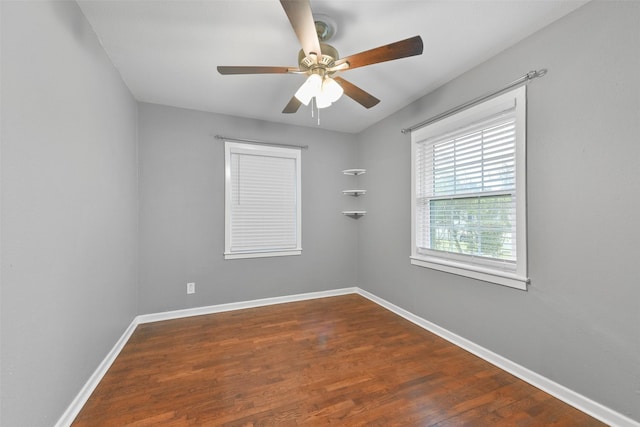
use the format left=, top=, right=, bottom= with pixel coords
left=356, top=1, right=640, bottom=421
left=137, top=103, right=358, bottom=314
left=2, top=0, right=638, bottom=425
left=0, top=2, right=139, bottom=426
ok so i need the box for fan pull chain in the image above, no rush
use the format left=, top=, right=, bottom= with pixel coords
left=310, top=98, right=321, bottom=126
left=308, top=98, right=321, bottom=126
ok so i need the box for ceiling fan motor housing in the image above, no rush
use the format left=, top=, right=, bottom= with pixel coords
left=298, top=43, right=339, bottom=75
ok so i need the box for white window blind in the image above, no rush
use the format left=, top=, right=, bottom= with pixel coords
left=225, top=142, right=302, bottom=259
left=416, top=112, right=517, bottom=263
left=411, top=86, right=528, bottom=289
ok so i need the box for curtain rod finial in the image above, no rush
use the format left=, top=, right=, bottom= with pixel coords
left=528, top=69, right=548, bottom=79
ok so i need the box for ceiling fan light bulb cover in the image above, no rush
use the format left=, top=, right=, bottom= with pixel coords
left=315, top=94, right=332, bottom=109
left=294, top=74, right=322, bottom=105
left=322, top=77, right=344, bottom=103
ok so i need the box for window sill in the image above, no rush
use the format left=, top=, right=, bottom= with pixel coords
left=225, top=249, right=302, bottom=260
left=410, top=256, right=528, bottom=290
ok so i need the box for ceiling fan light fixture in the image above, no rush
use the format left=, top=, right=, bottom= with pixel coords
left=294, top=74, right=322, bottom=105
left=316, top=76, right=343, bottom=108
left=296, top=75, right=344, bottom=109
left=315, top=90, right=333, bottom=109
left=322, top=77, right=344, bottom=103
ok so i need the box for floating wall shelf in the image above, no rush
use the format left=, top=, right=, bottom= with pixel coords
left=341, top=211, right=367, bottom=217
left=342, top=169, right=366, bottom=176
left=343, top=169, right=366, bottom=218
left=342, top=190, right=367, bottom=197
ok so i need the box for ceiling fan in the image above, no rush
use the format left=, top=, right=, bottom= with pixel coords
left=217, top=0, right=423, bottom=114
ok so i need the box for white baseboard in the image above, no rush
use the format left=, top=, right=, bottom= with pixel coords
left=54, top=319, right=139, bottom=427
left=356, top=288, right=640, bottom=427
left=137, top=287, right=358, bottom=324
left=56, top=286, right=639, bottom=427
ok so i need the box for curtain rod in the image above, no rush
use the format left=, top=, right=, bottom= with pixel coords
left=215, top=135, right=308, bottom=150
left=400, top=69, right=547, bottom=134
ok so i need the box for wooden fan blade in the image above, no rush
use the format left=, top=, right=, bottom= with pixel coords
left=280, top=0, right=322, bottom=58
left=217, top=66, right=297, bottom=75
left=337, top=35, right=423, bottom=71
left=334, top=77, right=380, bottom=109
left=282, top=96, right=303, bottom=114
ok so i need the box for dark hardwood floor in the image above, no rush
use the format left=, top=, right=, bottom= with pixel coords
left=72, top=294, right=605, bottom=426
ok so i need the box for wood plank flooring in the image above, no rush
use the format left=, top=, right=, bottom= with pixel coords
left=72, top=294, right=605, bottom=426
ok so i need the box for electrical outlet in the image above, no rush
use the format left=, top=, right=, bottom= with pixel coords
left=187, top=282, right=195, bottom=294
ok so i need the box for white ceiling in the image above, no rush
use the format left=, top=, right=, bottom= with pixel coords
left=77, top=0, right=587, bottom=134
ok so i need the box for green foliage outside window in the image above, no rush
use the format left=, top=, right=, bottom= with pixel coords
left=429, top=195, right=514, bottom=260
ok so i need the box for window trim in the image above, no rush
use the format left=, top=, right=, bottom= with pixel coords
left=224, top=141, right=302, bottom=260
left=410, top=86, right=528, bottom=290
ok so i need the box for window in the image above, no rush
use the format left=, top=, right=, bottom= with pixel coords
left=410, top=87, right=528, bottom=289
left=224, top=142, right=302, bottom=259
